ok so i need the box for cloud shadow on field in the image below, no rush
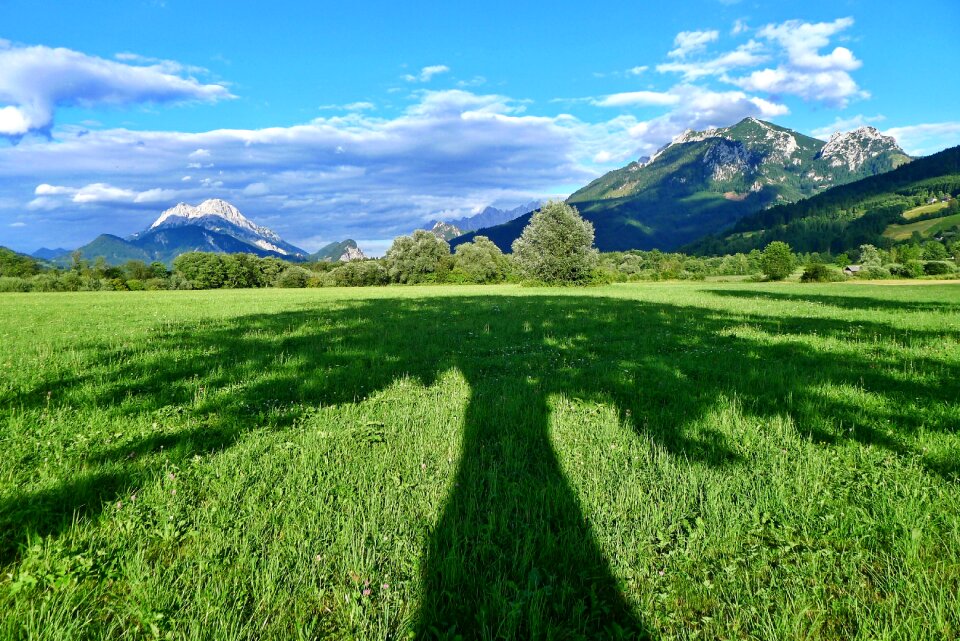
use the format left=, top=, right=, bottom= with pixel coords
left=2, top=290, right=958, bottom=638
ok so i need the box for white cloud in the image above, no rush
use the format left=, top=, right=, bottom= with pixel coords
left=319, top=101, right=375, bottom=111
left=188, top=148, right=211, bottom=158
left=623, top=86, right=789, bottom=156
left=403, top=65, right=450, bottom=83
left=811, top=114, right=886, bottom=139
left=3, top=90, right=602, bottom=247
left=668, top=30, right=719, bottom=58
left=31, top=182, right=181, bottom=206
left=0, top=43, right=232, bottom=137
left=731, top=19, right=749, bottom=36
left=9, top=221, right=26, bottom=227
left=243, top=182, right=270, bottom=196
left=730, top=18, right=866, bottom=107
left=657, top=40, right=767, bottom=80
left=757, top=18, right=860, bottom=71
left=626, top=66, right=649, bottom=76
left=883, top=122, right=960, bottom=156
left=592, top=91, right=680, bottom=107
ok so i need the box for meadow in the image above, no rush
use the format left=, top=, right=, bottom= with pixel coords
left=1, top=282, right=958, bottom=640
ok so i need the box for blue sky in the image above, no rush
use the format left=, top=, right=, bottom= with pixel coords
left=1, top=0, right=958, bottom=254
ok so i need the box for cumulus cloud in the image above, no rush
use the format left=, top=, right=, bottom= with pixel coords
left=29, top=182, right=180, bottom=209
left=729, top=18, right=867, bottom=107
left=1, top=89, right=601, bottom=248
left=811, top=113, right=886, bottom=139
left=0, top=42, right=232, bottom=137
left=243, top=182, right=270, bottom=196
left=591, top=91, right=680, bottom=108
left=657, top=40, right=767, bottom=80
left=668, top=30, right=719, bottom=58
left=882, top=122, right=960, bottom=156
left=403, top=65, right=450, bottom=83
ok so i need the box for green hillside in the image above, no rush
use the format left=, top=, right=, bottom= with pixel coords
left=455, top=118, right=910, bottom=253
left=53, top=234, right=152, bottom=266
left=0, top=246, right=43, bottom=277
left=686, top=145, right=960, bottom=255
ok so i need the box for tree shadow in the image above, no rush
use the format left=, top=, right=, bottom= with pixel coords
left=2, top=292, right=958, bottom=637
left=709, top=287, right=960, bottom=314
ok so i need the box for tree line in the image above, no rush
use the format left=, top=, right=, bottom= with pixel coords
left=2, top=202, right=958, bottom=293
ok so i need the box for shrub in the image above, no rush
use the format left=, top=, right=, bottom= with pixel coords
left=144, top=278, right=168, bottom=290
left=328, top=260, right=390, bottom=287
left=859, top=267, right=891, bottom=279
left=274, top=266, right=312, bottom=288
left=800, top=263, right=842, bottom=282
left=924, top=261, right=955, bottom=276
left=126, top=279, right=145, bottom=291
left=760, top=241, right=796, bottom=281
left=887, top=262, right=923, bottom=279
left=511, top=201, right=597, bottom=284
left=0, top=276, right=31, bottom=292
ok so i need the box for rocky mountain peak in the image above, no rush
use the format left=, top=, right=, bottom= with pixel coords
left=429, top=221, right=463, bottom=241
left=817, top=126, right=905, bottom=171
left=141, top=199, right=303, bottom=257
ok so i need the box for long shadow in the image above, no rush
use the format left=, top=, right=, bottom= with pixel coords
left=2, top=292, right=959, bottom=637
left=710, top=287, right=960, bottom=314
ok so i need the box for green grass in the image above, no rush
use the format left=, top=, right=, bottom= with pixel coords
left=902, top=201, right=950, bottom=220
left=1, top=283, right=959, bottom=640
left=883, top=211, right=960, bottom=240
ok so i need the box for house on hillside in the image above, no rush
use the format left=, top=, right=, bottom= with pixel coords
left=844, top=265, right=862, bottom=275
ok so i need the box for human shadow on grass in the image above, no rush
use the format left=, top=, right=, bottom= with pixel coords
left=3, top=293, right=959, bottom=638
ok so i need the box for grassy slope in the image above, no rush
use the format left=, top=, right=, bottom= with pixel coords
left=903, top=201, right=950, bottom=220
left=884, top=211, right=960, bottom=240
left=1, top=284, right=959, bottom=640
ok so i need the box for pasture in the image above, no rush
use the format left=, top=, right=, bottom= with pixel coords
left=1, top=282, right=959, bottom=639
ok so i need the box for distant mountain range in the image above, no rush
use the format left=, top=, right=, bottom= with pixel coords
left=432, top=201, right=541, bottom=232
left=47, top=199, right=363, bottom=265
left=31, top=247, right=70, bottom=260
left=453, top=118, right=911, bottom=252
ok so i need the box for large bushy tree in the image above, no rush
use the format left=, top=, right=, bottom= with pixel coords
left=453, top=235, right=511, bottom=283
left=760, top=241, right=796, bottom=281
left=511, top=202, right=597, bottom=284
left=383, top=230, right=451, bottom=283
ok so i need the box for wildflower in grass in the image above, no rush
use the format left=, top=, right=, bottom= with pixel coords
left=362, top=588, right=371, bottom=597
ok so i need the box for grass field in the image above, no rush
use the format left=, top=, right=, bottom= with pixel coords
left=902, top=201, right=950, bottom=220
left=1, top=283, right=959, bottom=640
left=883, top=211, right=960, bottom=240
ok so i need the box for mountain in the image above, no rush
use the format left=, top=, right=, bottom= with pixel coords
left=61, top=234, right=152, bottom=265
left=132, top=199, right=307, bottom=257
left=685, top=144, right=960, bottom=255
left=308, top=239, right=366, bottom=262
left=452, top=118, right=910, bottom=253
left=61, top=199, right=309, bottom=266
left=434, top=201, right=542, bottom=232
left=31, top=247, right=70, bottom=260
left=426, top=221, right=463, bottom=241
left=0, top=246, right=43, bottom=276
